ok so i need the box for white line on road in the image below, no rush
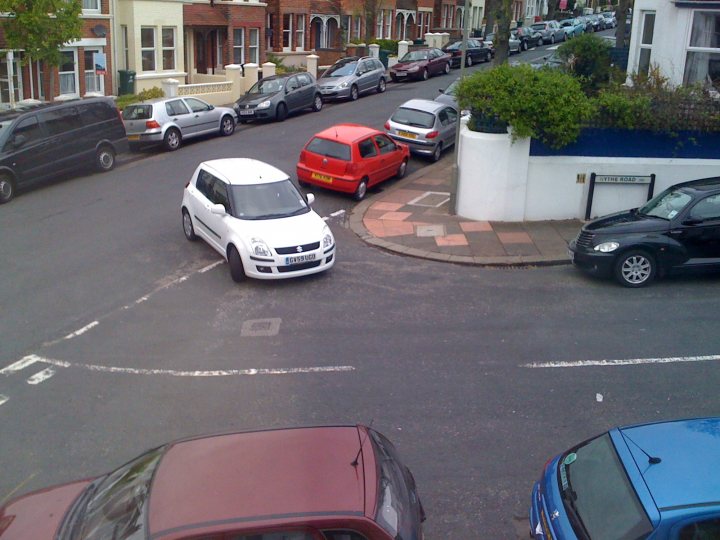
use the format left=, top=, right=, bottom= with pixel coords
left=0, top=395, right=8, bottom=407
left=330, top=210, right=346, bottom=217
left=523, top=354, right=720, bottom=368
left=63, top=321, right=99, bottom=340
left=199, top=260, right=224, bottom=273
left=26, top=368, right=57, bottom=385
left=0, top=355, right=44, bottom=375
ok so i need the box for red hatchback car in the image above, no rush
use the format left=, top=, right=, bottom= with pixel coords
left=297, top=124, right=410, bottom=201
left=0, top=425, right=425, bottom=540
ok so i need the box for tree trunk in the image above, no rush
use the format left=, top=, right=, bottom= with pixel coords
left=48, top=64, right=55, bottom=102
left=492, top=0, right=513, bottom=65
left=484, top=0, right=497, bottom=38
left=547, top=0, right=557, bottom=22
left=615, top=0, right=629, bottom=48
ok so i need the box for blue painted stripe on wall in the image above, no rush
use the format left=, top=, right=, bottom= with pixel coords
left=529, top=129, right=720, bottom=159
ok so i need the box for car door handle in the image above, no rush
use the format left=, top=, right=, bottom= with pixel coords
left=668, top=230, right=683, bottom=235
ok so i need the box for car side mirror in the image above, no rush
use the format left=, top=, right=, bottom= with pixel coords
left=306, top=193, right=315, bottom=205
left=208, top=105, right=214, bottom=110
left=210, top=203, right=226, bottom=215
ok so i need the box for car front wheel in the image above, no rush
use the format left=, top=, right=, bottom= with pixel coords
left=275, top=102, right=288, bottom=122
left=350, top=85, right=359, bottom=101
left=0, top=173, right=15, bottom=204
left=614, top=250, right=656, bottom=287
left=550, top=34, right=555, bottom=44
left=431, top=142, right=443, bottom=162
left=466, top=54, right=473, bottom=67
left=228, top=245, right=246, bottom=283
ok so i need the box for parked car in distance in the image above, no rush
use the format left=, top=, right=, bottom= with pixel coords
left=601, top=11, right=617, bottom=28
left=317, top=56, right=388, bottom=101
left=530, top=416, right=720, bottom=540
left=0, top=97, right=128, bottom=204
left=0, top=425, right=425, bottom=539
left=588, top=13, right=607, bottom=31
left=182, top=158, right=334, bottom=282
left=435, top=77, right=460, bottom=108
left=485, top=32, right=522, bottom=54
left=385, top=98, right=458, bottom=162
left=389, top=48, right=451, bottom=82
left=442, top=38, right=492, bottom=67
left=296, top=124, right=409, bottom=201
left=530, top=20, right=566, bottom=44
left=233, top=72, right=323, bottom=123
left=514, top=26, right=544, bottom=50
left=577, top=15, right=595, bottom=33
left=569, top=177, right=720, bottom=287
left=559, top=18, right=585, bottom=39
left=123, top=96, right=235, bottom=152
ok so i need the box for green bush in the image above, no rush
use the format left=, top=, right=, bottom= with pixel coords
left=265, top=53, right=304, bottom=74
left=370, top=38, right=398, bottom=54
left=594, top=91, right=652, bottom=129
left=115, top=86, right=164, bottom=110
left=557, top=33, right=612, bottom=94
left=456, top=63, right=595, bottom=149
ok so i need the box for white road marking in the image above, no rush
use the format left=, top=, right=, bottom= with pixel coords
left=0, top=472, right=38, bottom=505
left=27, top=368, right=57, bottom=385
left=523, top=354, right=720, bottom=368
left=329, top=210, right=346, bottom=217
left=0, top=355, right=44, bottom=375
left=199, top=260, right=224, bottom=273
left=0, top=395, right=8, bottom=407
left=63, top=321, right=99, bottom=340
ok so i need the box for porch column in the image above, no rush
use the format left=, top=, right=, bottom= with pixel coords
left=244, top=63, right=259, bottom=88
left=262, top=61, right=276, bottom=78
left=369, top=43, right=380, bottom=58
left=398, top=40, right=410, bottom=58
left=306, top=54, right=319, bottom=79
left=7, top=51, right=15, bottom=108
left=225, top=64, right=244, bottom=100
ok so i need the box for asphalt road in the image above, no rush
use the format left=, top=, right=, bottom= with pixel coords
left=2, top=33, right=719, bottom=538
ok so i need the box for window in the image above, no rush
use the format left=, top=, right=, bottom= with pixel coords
left=376, top=10, right=384, bottom=38
left=322, top=531, right=369, bottom=540
left=79, top=102, right=116, bottom=124
left=306, top=137, right=351, bottom=160
left=684, top=11, right=720, bottom=88
left=359, top=138, right=377, bottom=158
left=296, top=15, right=305, bottom=50
left=442, top=5, right=452, bottom=28
left=84, top=49, right=104, bottom=94
left=121, top=25, right=129, bottom=70
left=185, top=98, right=210, bottom=113
left=196, top=169, right=214, bottom=199
left=297, top=73, right=312, bottom=87
left=286, top=76, right=300, bottom=92
left=141, top=27, right=156, bottom=71
left=353, top=16, right=361, bottom=40
left=40, top=107, right=82, bottom=136
left=690, top=194, right=720, bottom=221
left=59, top=50, right=77, bottom=95
left=249, top=29, right=259, bottom=63
left=82, top=0, right=100, bottom=11
left=233, top=28, right=245, bottom=64
left=679, top=517, right=720, bottom=540
left=165, top=99, right=189, bottom=116
left=636, top=12, right=655, bottom=77
left=210, top=178, right=230, bottom=209
left=283, top=13, right=293, bottom=50
left=162, top=27, right=175, bottom=70
left=374, top=134, right=396, bottom=154
left=439, top=107, right=457, bottom=126
left=385, top=9, right=392, bottom=39
left=10, top=116, right=42, bottom=147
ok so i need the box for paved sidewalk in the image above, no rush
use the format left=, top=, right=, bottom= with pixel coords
left=348, top=159, right=583, bottom=266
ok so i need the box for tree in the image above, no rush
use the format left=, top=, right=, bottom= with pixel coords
left=615, top=0, right=630, bottom=48
left=490, top=0, right=513, bottom=64
left=0, top=0, right=83, bottom=100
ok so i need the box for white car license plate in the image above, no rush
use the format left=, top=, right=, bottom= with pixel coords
left=396, top=72, right=407, bottom=77
left=239, top=109, right=254, bottom=116
left=285, top=253, right=316, bottom=265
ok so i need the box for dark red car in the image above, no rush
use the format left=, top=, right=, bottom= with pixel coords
left=389, top=48, right=451, bottom=82
left=0, top=426, right=425, bottom=540
left=297, top=124, right=410, bottom=201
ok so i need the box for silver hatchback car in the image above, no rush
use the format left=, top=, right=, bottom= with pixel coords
left=122, top=96, right=236, bottom=151
left=317, top=56, right=388, bottom=101
left=385, top=99, right=458, bottom=162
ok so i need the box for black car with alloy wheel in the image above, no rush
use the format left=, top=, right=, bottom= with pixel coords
left=569, top=177, right=720, bottom=287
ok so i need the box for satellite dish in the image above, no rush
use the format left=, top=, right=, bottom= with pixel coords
left=92, top=24, right=107, bottom=37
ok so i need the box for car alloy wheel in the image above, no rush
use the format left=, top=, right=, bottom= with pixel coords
left=182, top=208, right=197, bottom=241
left=377, top=78, right=386, bottom=93
left=443, top=62, right=450, bottom=74
left=354, top=178, right=368, bottom=201
left=312, top=94, right=323, bottom=111
left=220, top=115, right=235, bottom=136
left=350, top=85, right=359, bottom=101
left=396, top=159, right=408, bottom=178
left=0, top=173, right=15, bottom=204
left=522, top=40, right=527, bottom=51
left=164, top=128, right=181, bottom=151
left=422, top=68, right=429, bottom=81
left=431, top=142, right=442, bottom=162
left=614, top=250, right=656, bottom=287
left=550, top=34, right=555, bottom=44
left=96, top=145, right=115, bottom=171
left=466, top=55, right=473, bottom=67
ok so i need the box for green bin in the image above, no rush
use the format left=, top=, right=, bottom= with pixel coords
left=379, top=49, right=391, bottom=68
left=118, top=70, right=136, bottom=95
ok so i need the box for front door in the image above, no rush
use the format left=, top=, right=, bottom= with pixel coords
left=195, top=32, right=206, bottom=74
left=675, top=193, right=720, bottom=265
left=183, top=97, right=218, bottom=134
left=0, top=52, right=23, bottom=108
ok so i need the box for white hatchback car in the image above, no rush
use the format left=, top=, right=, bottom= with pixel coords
left=181, top=159, right=335, bottom=282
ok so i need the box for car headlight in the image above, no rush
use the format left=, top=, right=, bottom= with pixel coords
left=337, top=81, right=349, bottom=89
left=250, top=237, right=272, bottom=257
left=408, top=66, right=419, bottom=72
left=594, top=241, right=619, bottom=253
left=322, top=225, right=334, bottom=249
left=256, top=100, right=271, bottom=110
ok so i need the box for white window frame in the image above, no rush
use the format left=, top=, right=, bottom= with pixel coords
left=283, top=13, right=293, bottom=51
left=353, top=16, right=361, bottom=40
left=140, top=26, right=156, bottom=72
left=121, top=25, right=129, bottom=70
left=636, top=11, right=655, bottom=77
left=249, top=28, right=259, bottom=63
left=59, top=48, right=79, bottom=97
left=233, top=28, right=245, bottom=64
left=684, top=10, right=720, bottom=86
left=81, top=0, right=100, bottom=13
left=162, top=27, right=176, bottom=71
left=296, top=14, right=305, bottom=51
left=385, top=9, right=392, bottom=38
left=215, top=31, right=222, bottom=68
left=83, top=47, right=104, bottom=95
left=376, top=10, right=384, bottom=38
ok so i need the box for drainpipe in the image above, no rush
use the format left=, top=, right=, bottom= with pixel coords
left=110, top=0, right=118, bottom=95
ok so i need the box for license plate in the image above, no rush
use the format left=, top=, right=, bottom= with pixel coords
left=311, top=172, right=333, bottom=184
left=127, top=134, right=140, bottom=141
left=285, top=253, right=316, bottom=265
left=398, top=130, right=417, bottom=139
left=238, top=109, right=254, bottom=116
left=395, top=72, right=407, bottom=77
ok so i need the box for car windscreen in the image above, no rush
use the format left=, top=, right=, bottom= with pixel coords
left=229, top=179, right=310, bottom=220
left=71, top=446, right=164, bottom=540
left=638, top=187, right=693, bottom=220
left=560, top=19, right=574, bottom=26
left=121, top=104, right=153, bottom=120
left=445, top=42, right=462, bottom=50
left=400, top=50, right=429, bottom=62
left=247, top=78, right=283, bottom=95
left=531, top=23, right=546, bottom=30
left=323, top=61, right=358, bottom=77
left=306, top=137, right=351, bottom=161
left=558, top=433, right=652, bottom=540
left=391, top=107, right=436, bottom=129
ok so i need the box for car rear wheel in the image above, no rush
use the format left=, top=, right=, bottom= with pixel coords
left=276, top=102, right=288, bottom=122
left=614, top=250, right=656, bottom=288
left=312, top=94, right=323, bottom=111
left=521, top=40, right=528, bottom=51
left=443, top=62, right=450, bottom=75
left=422, top=68, right=429, bottom=81
left=354, top=178, right=368, bottom=201
left=182, top=208, right=197, bottom=241
left=163, top=128, right=181, bottom=151
left=0, top=173, right=15, bottom=204
left=96, top=145, right=115, bottom=172
left=220, top=115, right=235, bottom=136
left=466, top=55, right=473, bottom=67
left=550, top=34, right=555, bottom=44
left=396, top=159, right=408, bottom=179
left=350, top=85, right=359, bottom=101
left=228, top=245, right=246, bottom=283
left=431, top=142, right=443, bottom=162
left=377, top=78, right=386, bottom=93
left=485, top=51, right=492, bottom=62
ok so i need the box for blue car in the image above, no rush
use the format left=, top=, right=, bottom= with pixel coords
left=530, top=417, right=720, bottom=539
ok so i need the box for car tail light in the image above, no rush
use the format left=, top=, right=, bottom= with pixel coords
left=384, top=121, right=390, bottom=130
left=426, top=131, right=439, bottom=139
left=299, top=150, right=307, bottom=163
left=146, top=119, right=161, bottom=129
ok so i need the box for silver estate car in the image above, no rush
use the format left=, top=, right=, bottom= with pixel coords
left=317, top=56, right=388, bottom=101
left=233, top=72, right=323, bottom=123
left=385, top=99, right=458, bottom=162
left=122, top=96, right=236, bottom=151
